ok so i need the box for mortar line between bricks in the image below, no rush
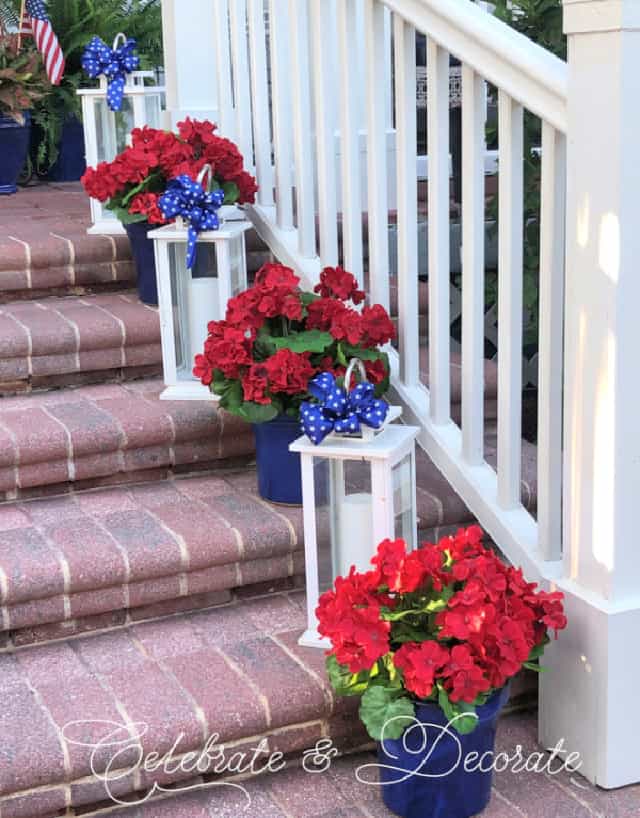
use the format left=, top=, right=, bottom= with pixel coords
left=69, top=639, right=145, bottom=792
left=0, top=309, right=33, bottom=375
left=492, top=785, right=529, bottom=817
left=128, top=630, right=209, bottom=743
left=23, top=518, right=73, bottom=623
left=42, top=302, right=81, bottom=371
left=0, top=415, right=20, bottom=492
left=84, top=299, right=127, bottom=368
left=128, top=388, right=177, bottom=464
left=171, top=482, right=246, bottom=561
left=7, top=236, right=32, bottom=289
left=76, top=511, right=132, bottom=602
left=49, top=232, right=76, bottom=286
left=101, top=234, right=118, bottom=280
left=269, top=633, right=335, bottom=715
left=80, top=397, right=128, bottom=472
left=212, top=643, right=272, bottom=728
left=548, top=775, right=604, bottom=817
left=40, top=404, right=76, bottom=482
left=243, top=490, right=298, bottom=549
left=138, top=504, right=191, bottom=574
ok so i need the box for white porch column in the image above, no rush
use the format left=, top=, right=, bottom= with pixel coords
left=160, top=0, right=219, bottom=127
left=540, top=0, right=640, bottom=788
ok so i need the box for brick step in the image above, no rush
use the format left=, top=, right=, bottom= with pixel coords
left=0, top=589, right=543, bottom=818
left=0, top=184, right=269, bottom=302
left=0, top=590, right=369, bottom=818
left=0, top=379, right=254, bottom=501
left=0, top=428, right=536, bottom=648
left=0, top=292, right=162, bottom=395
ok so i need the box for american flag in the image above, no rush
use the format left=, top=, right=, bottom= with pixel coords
left=20, top=0, right=65, bottom=86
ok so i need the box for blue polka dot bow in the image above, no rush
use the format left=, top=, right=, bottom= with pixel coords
left=82, top=36, right=140, bottom=112
left=300, top=371, right=389, bottom=445
left=158, top=175, right=225, bottom=269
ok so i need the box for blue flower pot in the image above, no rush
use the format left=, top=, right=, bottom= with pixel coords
left=124, top=221, right=159, bottom=305
left=0, top=111, right=31, bottom=195
left=377, top=686, right=510, bottom=818
left=253, top=415, right=302, bottom=505
left=47, top=115, right=86, bottom=181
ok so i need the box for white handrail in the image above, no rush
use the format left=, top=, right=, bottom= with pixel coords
left=383, top=0, right=568, bottom=130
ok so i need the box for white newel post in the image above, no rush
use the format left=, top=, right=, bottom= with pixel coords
left=160, top=0, right=220, bottom=127
left=540, top=0, right=640, bottom=788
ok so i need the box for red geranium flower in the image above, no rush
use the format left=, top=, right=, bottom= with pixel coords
left=395, top=641, right=450, bottom=699
left=314, top=266, right=365, bottom=304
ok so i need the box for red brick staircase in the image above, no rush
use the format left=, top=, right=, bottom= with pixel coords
left=0, top=185, right=552, bottom=818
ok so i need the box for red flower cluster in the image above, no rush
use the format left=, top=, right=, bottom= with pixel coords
left=194, top=262, right=393, bottom=420
left=317, top=527, right=567, bottom=705
left=81, top=119, right=257, bottom=224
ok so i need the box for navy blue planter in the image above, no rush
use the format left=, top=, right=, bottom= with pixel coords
left=47, top=115, right=86, bottom=182
left=0, top=111, right=31, bottom=195
left=253, top=415, right=302, bottom=505
left=124, top=221, right=159, bottom=305
left=378, top=686, right=510, bottom=818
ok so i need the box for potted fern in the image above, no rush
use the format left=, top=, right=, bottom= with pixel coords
left=0, top=34, right=46, bottom=193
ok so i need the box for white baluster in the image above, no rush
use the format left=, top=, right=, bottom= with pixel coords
left=310, top=0, right=339, bottom=266
left=268, top=0, right=294, bottom=230
left=337, top=0, right=364, bottom=284
left=427, top=39, right=451, bottom=424
left=394, top=15, right=420, bottom=389
left=213, top=0, right=234, bottom=138
left=289, top=0, right=316, bottom=258
left=229, top=0, right=253, bottom=169
left=247, top=0, right=274, bottom=207
left=497, top=90, right=524, bottom=509
left=364, top=0, right=390, bottom=311
left=537, top=122, right=565, bottom=559
left=461, top=65, right=486, bottom=465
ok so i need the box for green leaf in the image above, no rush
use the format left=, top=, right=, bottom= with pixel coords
left=272, top=330, right=334, bottom=354
left=359, top=686, right=415, bottom=741
left=222, top=181, right=240, bottom=205
left=326, top=655, right=371, bottom=697
left=437, top=687, right=479, bottom=735
left=300, top=292, right=318, bottom=307
left=236, top=401, right=280, bottom=424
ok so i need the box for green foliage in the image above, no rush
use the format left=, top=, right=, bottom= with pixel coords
left=437, top=686, right=481, bottom=735
left=271, top=330, right=334, bottom=354
left=0, top=0, right=163, bottom=172
left=490, top=0, right=565, bottom=345
left=0, top=34, right=48, bottom=121
left=359, top=685, right=416, bottom=741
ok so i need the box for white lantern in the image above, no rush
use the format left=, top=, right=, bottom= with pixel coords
left=78, top=35, right=165, bottom=235
left=149, top=209, right=251, bottom=401
left=290, top=363, right=420, bottom=648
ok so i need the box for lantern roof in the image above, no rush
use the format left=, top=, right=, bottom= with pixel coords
left=290, top=423, right=419, bottom=460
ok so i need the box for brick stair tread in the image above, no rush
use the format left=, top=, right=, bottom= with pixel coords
left=0, top=378, right=254, bottom=499
left=0, top=292, right=161, bottom=387
left=0, top=433, right=536, bottom=640
left=0, top=590, right=369, bottom=817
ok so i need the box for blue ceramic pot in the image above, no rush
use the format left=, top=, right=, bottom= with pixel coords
left=377, top=686, right=510, bottom=818
left=252, top=415, right=302, bottom=505
left=124, top=221, right=159, bottom=305
left=0, top=111, right=31, bottom=195
left=47, top=115, right=86, bottom=181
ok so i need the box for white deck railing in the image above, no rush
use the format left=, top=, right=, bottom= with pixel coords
left=162, top=0, right=640, bottom=789
left=208, top=0, right=567, bottom=580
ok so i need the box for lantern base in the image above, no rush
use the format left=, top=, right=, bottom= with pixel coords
left=87, top=221, right=126, bottom=236
left=298, top=629, right=331, bottom=650
left=160, top=383, right=219, bottom=401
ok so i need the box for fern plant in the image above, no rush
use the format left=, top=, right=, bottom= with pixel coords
left=0, top=0, right=162, bottom=173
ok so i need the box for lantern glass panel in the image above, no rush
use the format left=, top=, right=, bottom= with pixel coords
left=228, top=233, right=247, bottom=296
left=329, top=458, right=374, bottom=579
left=169, top=241, right=220, bottom=380
left=312, top=457, right=333, bottom=593
left=144, top=93, right=163, bottom=129
left=93, top=97, right=133, bottom=163
left=393, top=452, right=416, bottom=549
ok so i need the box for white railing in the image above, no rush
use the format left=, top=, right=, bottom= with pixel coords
left=205, top=0, right=568, bottom=580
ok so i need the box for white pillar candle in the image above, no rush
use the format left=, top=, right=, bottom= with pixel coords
left=335, top=492, right=373, bottom=577
left=187, top=277, right=219, bottom=366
